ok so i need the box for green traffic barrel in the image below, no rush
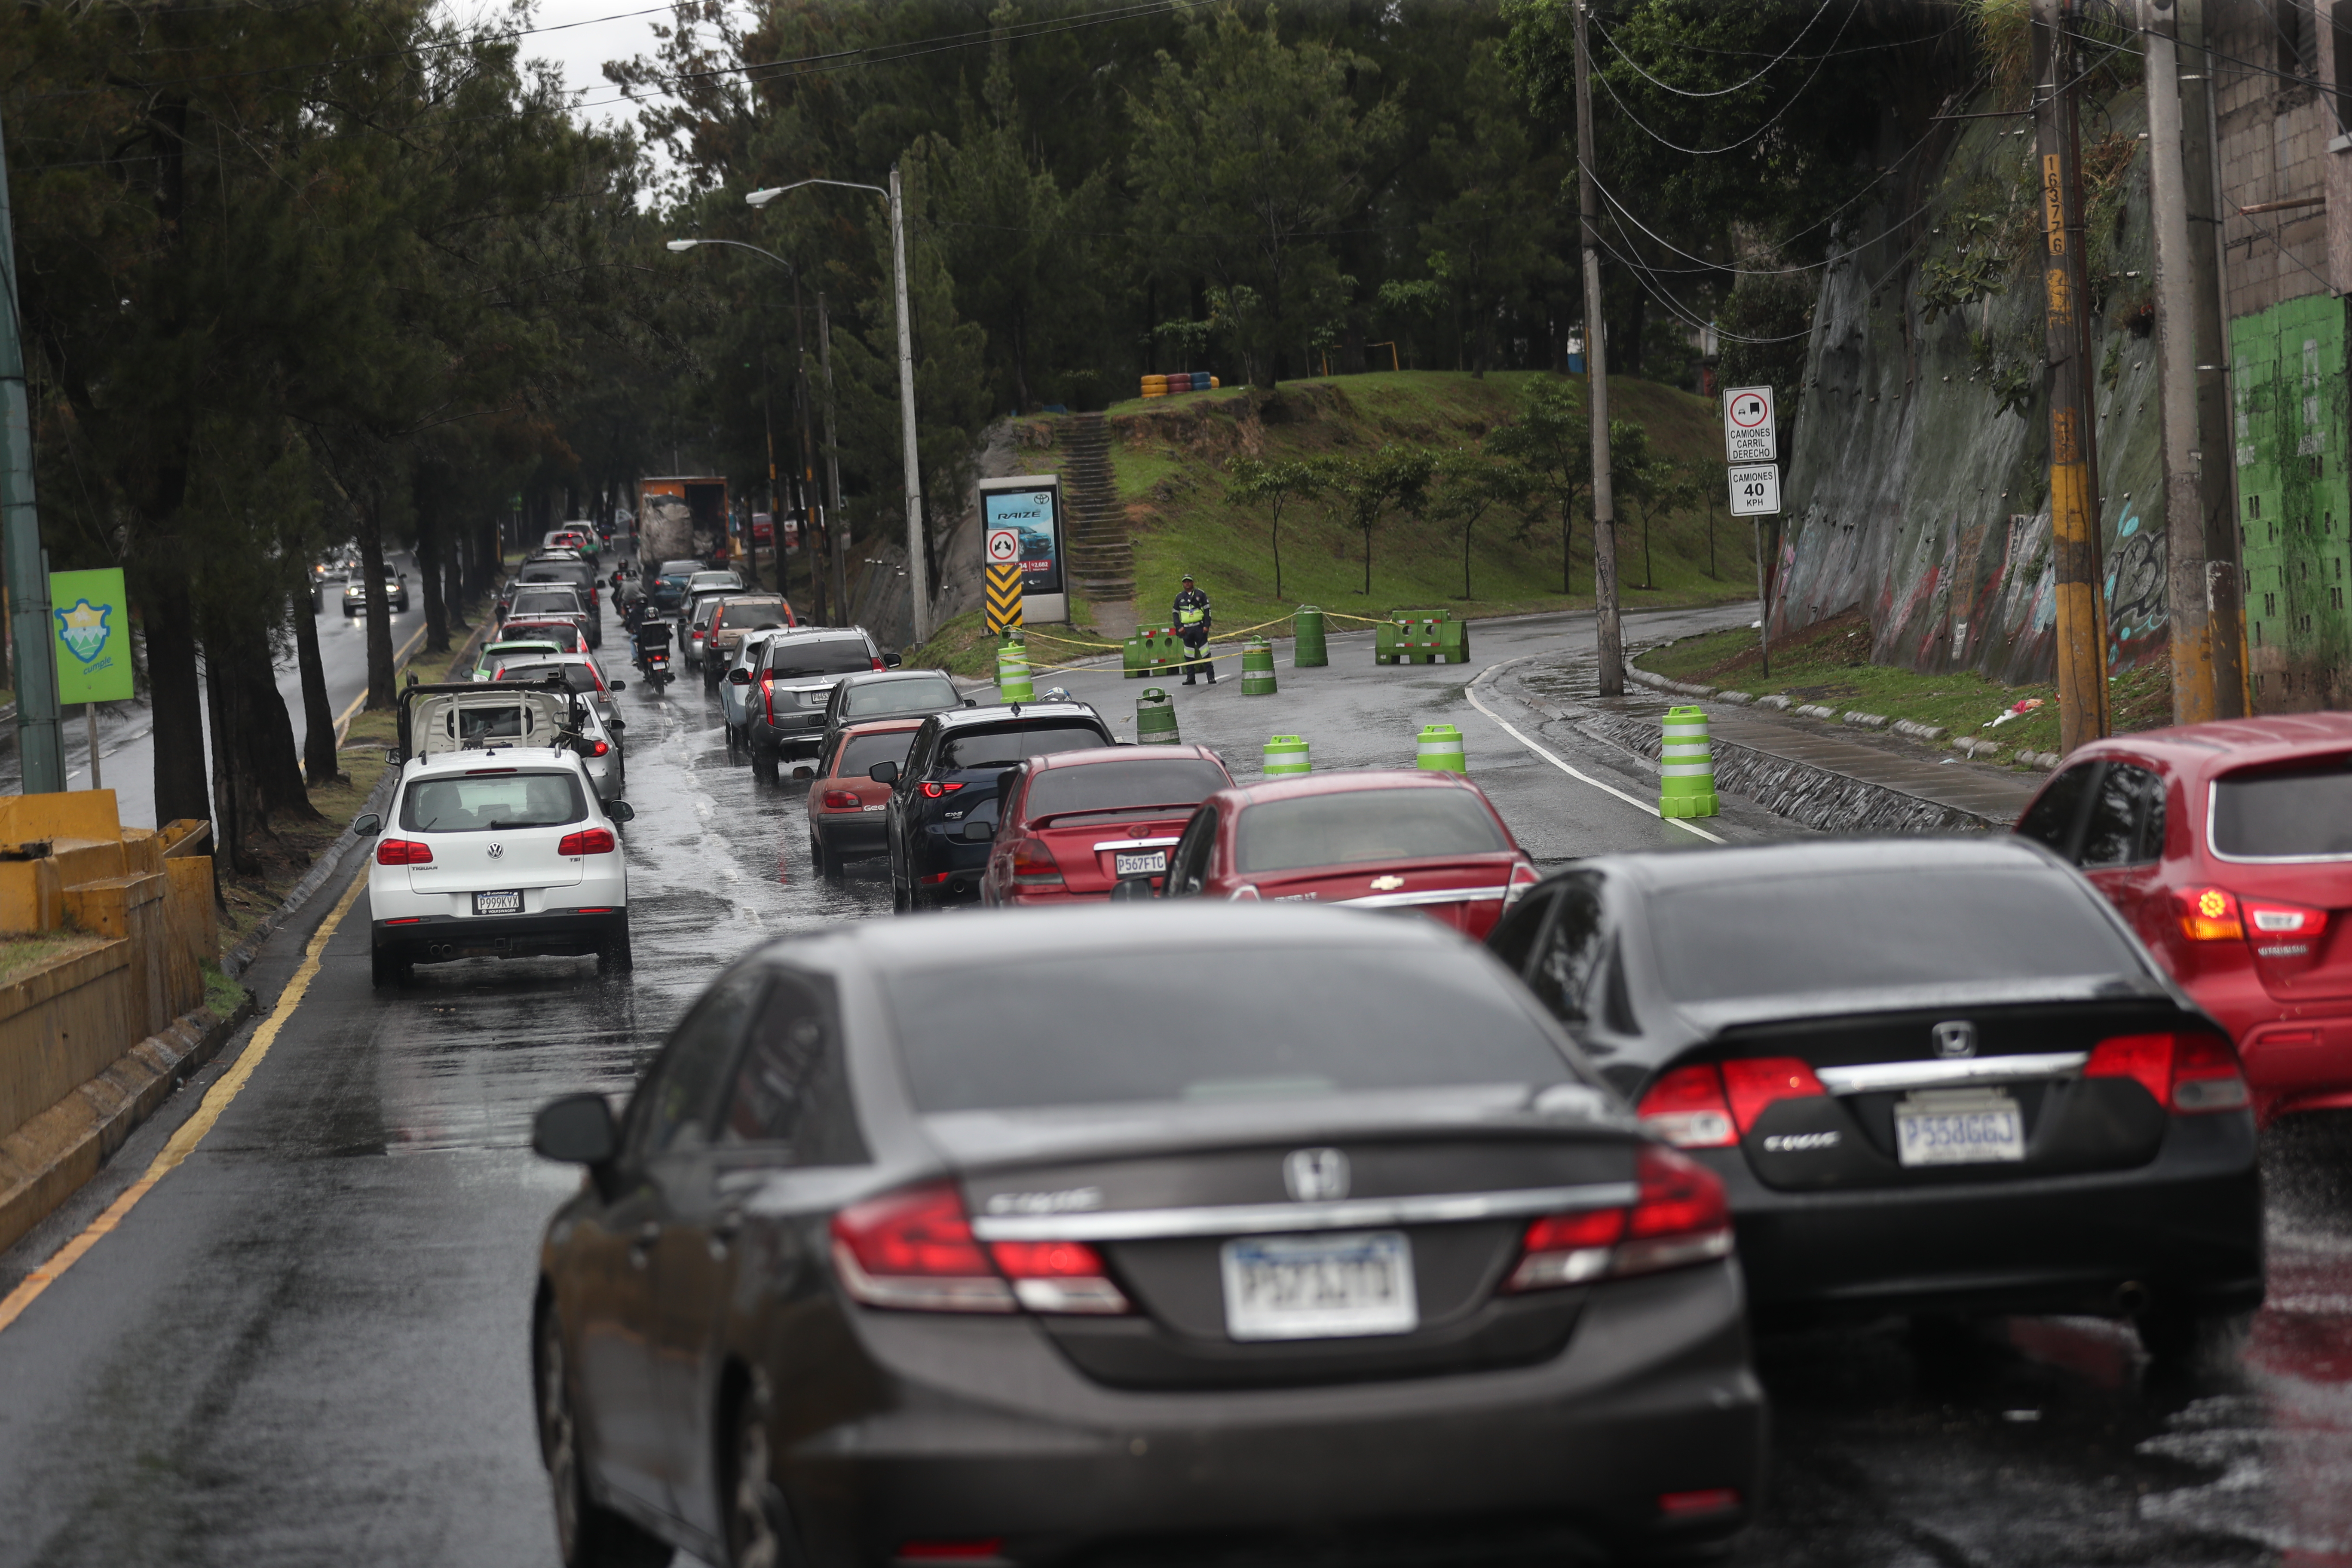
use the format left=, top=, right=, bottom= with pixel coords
left=996, top=634, right=1035, bottom=704
left=1262, top=734, right=1311, bottom=777
left=1294, top=605, right=1328, bottom=668
left=1415, top=723, right=1467, bottom=773
left=1136, top=686, right=1179, bottom=744
left=1240, top=639, right=1277, bottom=696
left=1659, top=705, right=1720, bottom=818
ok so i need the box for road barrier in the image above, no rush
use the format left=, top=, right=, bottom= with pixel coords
left=1294, top=605, right=1327, bottom=667
left=1263, top=734, right=1311, bottom=777
left=1659, top=705, right=1720, bottom=818
left=1375, top=609, right=1471, bottom=666
left=1241, top=639, right=1277, bottom=695
left=1123, top=625, right=1186, bottom=680
left=1415, top=723, right=1467, bottom=773
left=1136, top=687, right=1179, bottom=744
left=996, top=634, right=1035, bottom=704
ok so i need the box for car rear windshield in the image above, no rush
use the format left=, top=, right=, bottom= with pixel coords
left=502, top=624, right=582, bottom=651
left=511, top=591, right=582, bottom=615
left=891, top=946, right=1574, bottom=1113
left=499, top=664, right=599, bottom=693
left=660, top=560, right=702, bottom=575
left=400, top=770, right=585, bottom=834
left=939, top=723, right=1109, bottom=771
left=1236, top=789, right=1506, bottom=873
left=1647, top=867, right=2143, bottom=1003
left=842, top=675, right=959, bottom=718
left=1027, top=758, right=1226, bottom=820
left=715, top=597, right=786, bottom=628
left=2211, top=756, right=2352, bottom=859
left=766, top=639, right=874, bottom=678
left=839, top=730, right=917, bottom=777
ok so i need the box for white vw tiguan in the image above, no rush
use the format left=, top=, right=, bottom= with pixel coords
left=358, top=685, right=633, bottom=986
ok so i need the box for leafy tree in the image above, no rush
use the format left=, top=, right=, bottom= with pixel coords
left=1223, top=456, right=1326, bottom=600
left=1311, top=445, right=1436, bottom=597
left=1416, top=42, right=1554, bottom=377
left=1427, top=450, right=1536, bottom=600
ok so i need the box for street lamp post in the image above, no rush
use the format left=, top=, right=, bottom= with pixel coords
left=746, top=171, right=928, bottom=646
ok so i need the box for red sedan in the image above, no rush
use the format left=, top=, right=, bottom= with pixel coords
left=980, top=744, right=1232, bottom=904
left=806, top=718, right=923, bottom=880
left=1158, top=769, right=1537, bottom=938
left=2014, top=713, right=2352, bottom=1122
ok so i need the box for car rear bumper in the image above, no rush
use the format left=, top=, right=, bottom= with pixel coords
left=780, top=1264, right=1764, bottom=1565
left=814, top=814, right=888, bottom=857
left=1707, top=1115, right=2264, bottom=1323
left=372, top=909, right=623, bottom=964
left=752, top=717, right=828, bottom=757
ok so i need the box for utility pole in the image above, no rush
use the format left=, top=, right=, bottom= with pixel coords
left=819, top=293, right=848, bottom=624
left=758, top=346, right=775, bottom=597
left=0, top=113, right=58, bottom=793
left=2034, top=0, right=2112, bottom=750
left=1572, top=0, right=1623, bottom=695
left=2143, top=0, right=2220, bottom=723
left=790, top=265, right=824, bottom=626
left=888, top=165, right=930, bottom=645
left=2190, top=0, right=2248, bottom=715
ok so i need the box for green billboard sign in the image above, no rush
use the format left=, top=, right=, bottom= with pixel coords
left=49, top=568, right=133, bottom=705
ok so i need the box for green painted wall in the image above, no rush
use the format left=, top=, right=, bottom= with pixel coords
left=2231, top=292, right=2352, bottom=710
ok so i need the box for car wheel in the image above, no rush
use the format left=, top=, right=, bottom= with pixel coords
left=2136, top=1305, right=2251, bottom=1368
left=808, top=836, right=831, bottom=879
left=892, top=874, right=910, bottom=914
left=598, top=918, right=634, bottom=975
left=371, top=948, right=410, bottom=989
left=751, top=749, right=778, bottom=785
left=538, top=1306, right=674, bottom=1568
left=724, top=1373, right=791, bottom=1568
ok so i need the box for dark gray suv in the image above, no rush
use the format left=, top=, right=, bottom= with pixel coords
left=735, top=628, right=883, bottom=781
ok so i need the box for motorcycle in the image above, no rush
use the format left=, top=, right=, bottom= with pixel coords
left=642, top=647, right=672, bottom=692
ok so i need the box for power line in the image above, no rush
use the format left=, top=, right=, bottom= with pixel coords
left=1587, top=0, right=1859, bottom=158
left=1589, top=4, right=1835, bottom=99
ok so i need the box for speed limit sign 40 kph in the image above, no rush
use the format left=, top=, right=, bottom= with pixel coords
left=1728, top=464, right=1780, bottom=517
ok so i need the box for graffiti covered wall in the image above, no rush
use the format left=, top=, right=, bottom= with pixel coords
left=2232, top=293, right=2352, bottom=709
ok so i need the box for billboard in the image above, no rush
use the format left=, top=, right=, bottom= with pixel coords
left=50, top=568, right=133, bottom=705
left=979, top=475, right=1065, bottom=624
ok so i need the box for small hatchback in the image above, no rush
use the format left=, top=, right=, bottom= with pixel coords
left=2014, top=713, right=2352, bottom=1123
left=980, top=744, right=1233, bottom=904
left=1161, top=770, right=1537, bottom=939
left=806, top=719, right=923, bottom=878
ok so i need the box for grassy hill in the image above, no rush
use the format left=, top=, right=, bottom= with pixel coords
left=913, top=370, right=1755, bottom=673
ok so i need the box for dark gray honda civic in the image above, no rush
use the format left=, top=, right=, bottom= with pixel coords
left=529, top=904, right=1765, bottom=1568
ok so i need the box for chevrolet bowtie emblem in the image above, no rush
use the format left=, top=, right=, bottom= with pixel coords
left=1369, top=875, right=1404, bottom=891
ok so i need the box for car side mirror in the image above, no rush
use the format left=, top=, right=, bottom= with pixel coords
left=352, top=812, right=381, bottom=836
left=867, top=760, right=900, bottom=785
left=533, top=1093, right=618, bottom=1167
left=962, top=818, right=995, bottom=842
left=1108, top=876, right=1157, bottom=902
left=728, top=668, right=751, bottom=686
left=884, top=653, right=903, bottom=669
left=608, top=801, right=636, bottom=822
left=964, top=698, right=978, bottom=708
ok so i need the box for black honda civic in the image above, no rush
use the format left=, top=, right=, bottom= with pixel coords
left=529, top=905, right=1764, bottom=1568
left=1486, top=837, right=2263, bottom=1357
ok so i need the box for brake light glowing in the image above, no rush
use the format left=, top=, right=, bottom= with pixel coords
left=1719, top=1057, right=1828, bottom=1133
left=1009, top=839, right=1063, bottom=886
left=556, top=827, right=617, bottom=856
left=376, top=838, right=434, bottom=865
left=2176, top=887, right=2244, bottom=941
left=1505, top=1145, right=1733, bottom=1292
left=1504, top=861, right=1540, bottom=906
left=2085, top=1030, right=2248, bottom=1114
left=821, top=790, right=862, bottom=810
left=1634, top=1064, right=1736, bottom=1148
left=920, top=781, right=965, bottom=799
left=590, top=740, right=609, bottom=756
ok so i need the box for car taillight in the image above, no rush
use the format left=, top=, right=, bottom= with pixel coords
left=762, top=676, right=775, bottom=723
left=870, top=656, right=886, bottom=670
left=1718, top=1057, right=1827, bottom=1133
left=2085, top=1030, right=2249, bottom=1114
left=821, top=789, right=861, bottom=809
left=1504, top=861, right=1540, bottom=906
left=590, top=740, right=609, bottom=756
left=1010, top=839, right=1063, bottom=886
left=1634, top=1064, right=1736, bottom=1148
left=1505, top=1145, right=1732, bottom=1292
left=376, top=838, right=433, bottom=865
left=986, top=1240, right=1130, bottom=1313
left=2176, top=886, right=2244, bottom=941
left=2245, top=897, right=2329, bottom=960
left=920, top=781, right=965, bottom=799
left=829, top=1182, right=1131, bottom=1316
left=557, top=827, right=617, bottom=856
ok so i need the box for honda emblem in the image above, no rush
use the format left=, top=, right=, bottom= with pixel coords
left=1931, top=1020, right=1976, bottom=1060
left=1283, top=1148, right=1350, bottom=1202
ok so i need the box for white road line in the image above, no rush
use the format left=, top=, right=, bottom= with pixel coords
left=1463, top=662, right=1727, bottom=845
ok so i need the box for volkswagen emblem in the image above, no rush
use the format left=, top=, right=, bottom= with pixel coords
left=486, top=843, right=505, bottom=860
left=1930, top=1020, right=1976, bottom=1060
left=1283, top=1148, right=1350, bottom=1202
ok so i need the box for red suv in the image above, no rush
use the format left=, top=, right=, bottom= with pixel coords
left=2014, top=713, right=2352, bottom=1122
left=1158, top=770, right=1537, bottom=938
left=979, top=744, right=1232, bottom=905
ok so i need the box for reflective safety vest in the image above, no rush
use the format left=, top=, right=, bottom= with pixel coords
left=1176, top=606, right=1207, bottom=626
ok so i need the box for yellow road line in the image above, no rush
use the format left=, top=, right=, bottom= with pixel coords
left=0, top=870, right=371, bottom=1336
left=332, top=621, right=431, bottom=741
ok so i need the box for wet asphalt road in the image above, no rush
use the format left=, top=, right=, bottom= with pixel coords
left=2, top=591, right=2350, bottom=1566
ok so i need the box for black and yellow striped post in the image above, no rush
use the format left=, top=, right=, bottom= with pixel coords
left=984, top=563, right=1024, bottom=635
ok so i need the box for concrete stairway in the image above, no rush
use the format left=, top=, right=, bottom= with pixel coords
left=1059, top=414, right=1133, bottom=629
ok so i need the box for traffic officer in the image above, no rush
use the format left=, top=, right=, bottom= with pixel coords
left=1173, top=573, right=1215, bottom=685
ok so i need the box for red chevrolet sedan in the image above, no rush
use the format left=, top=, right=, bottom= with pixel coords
left=1158, top=769, right=1537, bottom=938
left=2014, top=713, right=2352, bottom=1122
left=979, top=744, right=1232, bottom=904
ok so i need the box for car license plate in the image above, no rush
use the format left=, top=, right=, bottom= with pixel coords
left=472, top=889, right=523, bottom=916
left=1894, top=1089, right=2025, bottom=1167
left=1115, top=850, right=1167, bottom=877
left=1221, top=1231, right=1418, bottom=1341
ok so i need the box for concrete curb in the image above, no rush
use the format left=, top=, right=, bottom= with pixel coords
left=0, top=993, right=256, bottom=1254
left=222, top=765, right=395, bottom=980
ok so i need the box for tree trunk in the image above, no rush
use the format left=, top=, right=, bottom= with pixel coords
left=357, top=487, right=396, bottom=710
left=292, top=587, right=338, bottom=786
left=141, top=560, right=211, bottom=833
left=202, top=649, right=260, bottom=877
left=418, top=503, right=448, bottom=653
left=1561, top=499, right=1574, bottom=596
left=443, top=514, right=469, bottom=631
